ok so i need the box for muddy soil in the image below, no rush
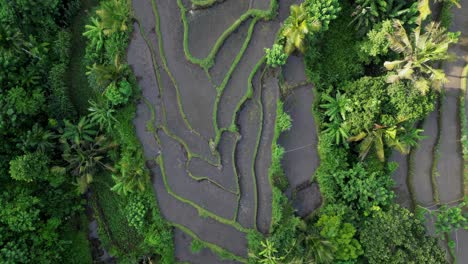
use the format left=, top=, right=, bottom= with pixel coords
left=412, top=110, right=438, bottom=206
left=255, top=73, right=279, bottom=233
left=174, top=228, right=242, bottom=264
left=130, top=0, right=298, bottom=260
left=389, top=151, right=412, bottom=209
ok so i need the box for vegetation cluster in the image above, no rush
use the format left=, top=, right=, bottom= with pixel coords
left=253, top=0, right=467, bottom=263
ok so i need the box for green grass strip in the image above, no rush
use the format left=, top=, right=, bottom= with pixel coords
left=178, top=0, right=277, bottom=71
left=431, top=93, right=444, bottom=204
left=460, top=64, right=468, bottom=205
left=172, top=223, right=248, bottom=263
left=151, top=0, right=208, bottom=142
left=157, top=154, right=250, bottom=233
left=138, top=19, right=228, bottom=179
left=213, top=18, right=258, bottom=147
left=142, top=97, right=239, bottom=195
left=148, top=0, right=224, bottom=166
left=190, top=0, right=219, bottom=8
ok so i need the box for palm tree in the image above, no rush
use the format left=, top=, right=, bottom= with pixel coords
left=384, top=0, right=458, bottom=94
left=96, top=0, right=129, bottom=35
left=62, top=134, right=117, bottom=193
left=0, top=24, right=43, bottom=59
left=83, top=17, right=105, bottom=52
left=323, top=121, right=350, bottom=146
left=351, top=0, right=418, bottom=32
left=88, top=100, right=118, bottom=132
left=281, top=4, right=319, bottom=54
left=86, top=54, right=126, bottom=88
left=21, top=123, right=56, bottom=153
left=320, top=91, right=351, bottom=122
left=349, top=124, right=423, bottom=161
left=61, top=117, right=98, bottom=146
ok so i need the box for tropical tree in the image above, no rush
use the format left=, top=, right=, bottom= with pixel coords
left=349, top=124, right=423, bottom=161
left=82, top=17, right=105, bottom=52
left=320, top=91, right=351, bottom=122
left=281, top=4, right=319, bottom=54
left=0, top=24, right=46, bottom=59
left=20, top=123, right=55, bottom=153
left=88, top=100, right=117, bottom=132
left=351, top=0, right=418, bottom=32
left=62, top=134, right=117, bottom=193
left=86, top=54, right=126, bottom=88
left=384, top=0, right=458, bottom=94
left=296, top=223, right=335, bottom=264
left=323, top=121, right=350, bottom=146
left=257, top=239, right=284, bottom=264
left=96, top=0, right=129, bottom=35
left=61, top=117, right=97, bottom=147
left=111, top=152, right=147, bottom=196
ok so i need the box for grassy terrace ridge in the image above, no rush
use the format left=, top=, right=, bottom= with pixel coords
left=174, top=223, right=248, bottom=263
left=132, top=0, right=288, bottom=258
left=461, top=64, right=468, bottom=204
left=143, top=0, right=282, bottom=236
left=190, top=0, right=221, bottom=9
left=177, top=0, right=279, bottom=151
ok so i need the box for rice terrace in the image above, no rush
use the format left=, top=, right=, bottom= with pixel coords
left=0, top=0, right=467, bottom=263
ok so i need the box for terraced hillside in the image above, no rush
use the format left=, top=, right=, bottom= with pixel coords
left=128, top=0, right=319, bottom=262
left=398, top=2, right=468, bottom=262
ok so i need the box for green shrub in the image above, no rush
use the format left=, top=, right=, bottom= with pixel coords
left=316, top=213, right=363, bottom=261
left=358, top=20, right=393, bottom=63
left=332, top=163, right=395, bottom=215
left=265, top=44, right=288, bottom=68
left=305, top=6, right=363, bottom=87
left=9, top=152, right=49, bottom=182
left=304, top=0, right=341, bottom=31
left=6, top=87, right=45, bottom=116
left=104, top=80, right=132, bottom=106
left=124, top=194, right=148, bottom=232
left=360, top=205, right=448, bottom=264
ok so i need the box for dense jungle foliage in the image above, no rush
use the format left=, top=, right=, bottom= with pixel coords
left=0, top=0, right=173, bottom=263
left=253, top=0, right=467, bottom=263
left=1, top=0, right=467, bottom=263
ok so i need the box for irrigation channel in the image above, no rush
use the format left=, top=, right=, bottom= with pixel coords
left=127, top=0, right=468, bottom=263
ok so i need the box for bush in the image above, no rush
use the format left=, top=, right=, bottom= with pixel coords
left=124, top=194, right=148, bottom=232
left=360, top=205, right=448, bottom=264
left=358, top=20, right=393, bottom=63
left=265, top=44, right=288, bottom=68
left=332, top=163, right=395, bottom=215
left=316, top=213, right=363, bottom=261
left=304, top=0, right=341, bottom=31
left=53, top=30, right=72, bottom=64
left=6, top=87, right=46, bottom=116
left=9, top=152, right=49, bottom=182
left=104, top=80, right=132, bottom=106
left=305, top=6, right=363, bottom=87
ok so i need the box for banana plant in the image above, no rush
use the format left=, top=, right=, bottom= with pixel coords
left=349, top=124, right=423, bottom=161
